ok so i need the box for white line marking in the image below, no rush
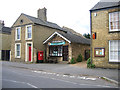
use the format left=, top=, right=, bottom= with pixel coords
left=85, top=78, right=96, bottom=80
left=7, top=70, right=117, bottom=88
left=27, top=83, right=38, bottom=88
left=2, top=79, right=38, bottom=88
left=77, top=76, right=86, bottom=79
left=69, top=76, right=75, bottom=78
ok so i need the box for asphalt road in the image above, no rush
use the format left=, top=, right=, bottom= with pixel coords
left=2, top=64, right=118, bottom=88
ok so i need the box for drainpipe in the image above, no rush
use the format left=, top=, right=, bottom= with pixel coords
left=90, top=10, right=92, bottom=64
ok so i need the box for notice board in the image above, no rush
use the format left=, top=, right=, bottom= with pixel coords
left=94, top=48, right=105, bottom=57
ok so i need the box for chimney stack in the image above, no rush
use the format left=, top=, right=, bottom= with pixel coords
left=37, top=7, right=47, bottom=21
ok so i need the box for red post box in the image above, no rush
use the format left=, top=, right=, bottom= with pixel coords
left=38, top=51, right=44, bottom=63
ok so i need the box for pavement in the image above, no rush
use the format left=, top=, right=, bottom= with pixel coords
left=2, top=61, right=120, bottom=85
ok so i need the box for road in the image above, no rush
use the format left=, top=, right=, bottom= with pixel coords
left=2, top=63, right=118, bottom=88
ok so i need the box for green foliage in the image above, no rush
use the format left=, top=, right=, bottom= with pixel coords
left=87, top=58, right=95, bottom=68
left=70, top=58, right=76, bottom=64
left=76, top=54, right=82, bottom=62
left=83, top=33, right=91, bottom=39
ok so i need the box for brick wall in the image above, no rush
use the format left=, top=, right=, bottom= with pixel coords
left=71, top=43, right=90, bottom=61
left=91, top=7, right=120, bottom=69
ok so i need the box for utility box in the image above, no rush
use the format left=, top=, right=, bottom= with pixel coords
left=38, top=51, right=43, bottom=63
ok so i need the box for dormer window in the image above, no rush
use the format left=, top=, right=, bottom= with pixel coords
left=109, top=11, right=120, bottom=32
left=15, top=27, right=21, bottom=41
left=26, top=25, right=32, bottom=40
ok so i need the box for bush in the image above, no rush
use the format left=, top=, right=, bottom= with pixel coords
left=76, top=54, right=82, bottom=62
left=70, top=58, right=76, bottom=64
left=87, top=58, right=95, bottom=68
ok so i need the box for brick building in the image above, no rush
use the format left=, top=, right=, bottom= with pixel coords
left=0, top=20, right=11, bottom=61
left=43, top=29, right=90, bottom=63
left=11, top=8, right=90, bottom=63
left=11, top=8, right=65, bottom=63
left=90, top=1, right=120, bottom=68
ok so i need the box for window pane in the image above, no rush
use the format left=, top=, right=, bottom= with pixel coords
left=28, top=33, right=31, bottom=38
left=49, top=46, right=62, bottom=56
left=109, top=40, right=120, bottom=62
left=16, top=44, right=20, bottom=57
left=17, top=44, right=20, bottom=51
left=109, top=12, right=120, bottom=31
left=17, top=28, right=20, bottom=39
left=17, top=51, right=20, bottom=56
left=27, top=26, right=32, bottom=39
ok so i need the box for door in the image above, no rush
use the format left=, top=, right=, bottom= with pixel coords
left=63, top=46, right=68, bottom=61
left=29, top=45, right=31, bottom=61
left=85, top=50, right=90, bottom=60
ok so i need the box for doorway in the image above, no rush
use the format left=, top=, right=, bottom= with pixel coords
left=63, top=46, right=68, bottom=61
left=26, top=42, right=33, bottom=62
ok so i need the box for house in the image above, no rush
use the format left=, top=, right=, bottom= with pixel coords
left=11, top=8, right=67, bottom=63
left=0, top=20, right=11, bottom=61
left=90, top=1, right=120, bottom=68
left=43, top=29, right=90, bottom=63
left=11, top=7, right=91, bottom=63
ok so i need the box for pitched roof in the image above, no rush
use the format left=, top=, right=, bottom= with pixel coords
left=22, top=13, right=64, bottom=31
left=90, top=1, right=120, bottom=11
left=62, top=26, right=87, bottom=39
left=59, top=32, right=90, bottom=45
left=43, top=32, right=90, bottom=45
left=0, top=26, right=11, bottom=34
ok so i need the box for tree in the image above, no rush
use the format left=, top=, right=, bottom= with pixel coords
left=83, top=33, right=91, bottom=39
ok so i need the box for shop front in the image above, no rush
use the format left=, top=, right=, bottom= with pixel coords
left=43, top=32, right=72, bottom=63
left=48, top=41, right=69, bottom=61
left=46, top=40, right=71, bottom=63
left=43, top=32, right=90, bottom=63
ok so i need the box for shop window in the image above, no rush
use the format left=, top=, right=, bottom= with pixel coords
left=49, top=46, right=62, bottom=56
left=109, top=40, right=120, bottom=62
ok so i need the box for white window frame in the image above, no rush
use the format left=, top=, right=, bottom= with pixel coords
left=15, top=27, right=21, bottom=41
left=25, top=25, right=32, bottom=40
left=15, top=43, right=21, bottom=58
left=109, top=40, right=120, bottom=62
left=109, top=11, right=120, bottom=32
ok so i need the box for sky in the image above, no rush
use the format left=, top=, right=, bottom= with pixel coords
left=0, top=0, right=100, bottom=35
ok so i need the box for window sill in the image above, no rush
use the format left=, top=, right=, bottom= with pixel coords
left=15, top=57, right=21, bottom=59
left=109, top=61, right=120, bottom=63
left=15, top=39, right=21, bottom=41
left=109, top=30, right=120, bottom=33
left=25, top=38, right=32, bottom=40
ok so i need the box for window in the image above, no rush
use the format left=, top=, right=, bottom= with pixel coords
left=49, top=46, right=62, bottom=56
left=109, top=11, right=120, bottom=31
left=109, top=40, right=120, bottom=62
left=15, top=43, right=21, bottom=58
left=16, top=27, right=21, bottom=40
left=26, top=25, right=32, bottom=39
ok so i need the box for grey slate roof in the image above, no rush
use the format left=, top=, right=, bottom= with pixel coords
left=22, top=13, right=64, bottom=31
left=44, top=31, right=90, bottom=45
left=59, top=32, right=90, bottom=45
left=90, top=1, right=120, bottom=11
left=0, top=27, right=11, bottom=34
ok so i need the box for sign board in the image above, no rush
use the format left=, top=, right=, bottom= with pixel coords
left=94, top=48, right=105, bottom=57
left=48, top=41, right=65, bottom=46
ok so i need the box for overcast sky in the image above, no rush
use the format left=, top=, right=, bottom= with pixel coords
left=0, top=0, right=100, bottom=35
